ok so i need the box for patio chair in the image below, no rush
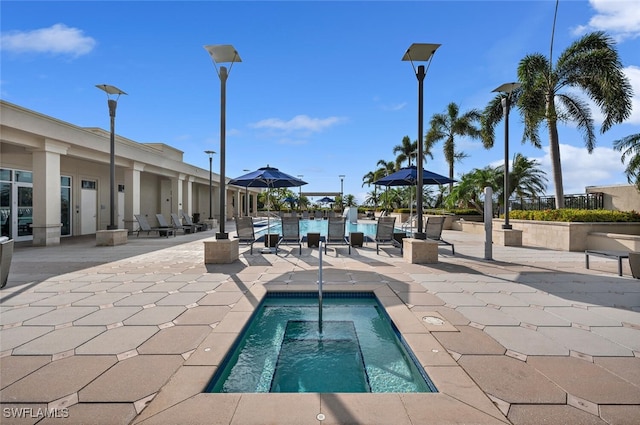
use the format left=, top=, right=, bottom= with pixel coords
left=314, top=211, right=323, bottom=220
left=373, top=216, right=402, bottom=255
left=302, top=211, right=309, bottom=220
left=325, top=216, right=351, bottom=255
left=135, top=214, right=175, bottom=237
left=170, top=213, right=192, bottom=234
left=156, top=214, right=183, bottom=236
left=425, top=216, right=455, bottom=255
left=234, top=216, right=257, bottom=254
left=181, top=211, right=206, bottom=232
left=276, top=216, right=302, bottom=255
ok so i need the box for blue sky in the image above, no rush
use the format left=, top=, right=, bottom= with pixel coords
left=2, top=0, right=639, bottom=204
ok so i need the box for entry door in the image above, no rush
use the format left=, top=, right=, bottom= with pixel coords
left=80, top=180, right=97, bottom=234
left=118, top=185, right=125, bottom=229
left=15, top=183, right=33, bottom=241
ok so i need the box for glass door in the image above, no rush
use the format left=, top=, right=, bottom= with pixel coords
left=1, top=182, right=10, bottom=238
left=16, top=184, right=33, bottom=239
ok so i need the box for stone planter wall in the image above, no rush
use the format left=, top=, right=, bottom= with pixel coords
left=457, top=219, right=640, bottom=252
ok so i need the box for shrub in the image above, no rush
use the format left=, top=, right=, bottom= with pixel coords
left=508, top=209, right=640, bottom=222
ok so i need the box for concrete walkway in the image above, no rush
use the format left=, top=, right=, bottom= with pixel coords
left=0, top=225, right=638, bottom=424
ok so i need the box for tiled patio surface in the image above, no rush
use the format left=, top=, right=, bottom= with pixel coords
left=1, top=224, right=639, bottom=424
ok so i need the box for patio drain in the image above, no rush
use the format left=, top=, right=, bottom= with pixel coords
left=422, top=316, right=445, bottom=325
left=317, top=413, right=326, bottom=421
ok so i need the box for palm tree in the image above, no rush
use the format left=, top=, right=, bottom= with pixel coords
left=502, top=153, right=548, bottom=200
left=482, top=31, right=633, bottom=208
left=426, top=102, right=482, bottom=191
left=446, top=167, right=500, bottom=215
left=613, top=133, right=640, bottom=190
left=392, top=136, right=417, bottom=169
left=376, top=159, right=396, bottom=211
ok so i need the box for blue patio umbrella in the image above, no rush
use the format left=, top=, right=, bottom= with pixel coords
left=318, top=196, right=335, bottom=204
left=373, top=166, right=455, bottom=234
left=229, top=166, right=307, bottom=250
left=373, top=166, right=455, bottom=186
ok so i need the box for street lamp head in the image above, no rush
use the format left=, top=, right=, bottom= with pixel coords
left=204, top=150, right=216, bottom=158
left=204, top=45, right=241, bottom=79
left=96, top=84, right=127, bottom=97
left=402, top=43, right=441, bottom=63
left=204, top=45, right=242, bottom=64
left=492, top=82, right=521, bottom=94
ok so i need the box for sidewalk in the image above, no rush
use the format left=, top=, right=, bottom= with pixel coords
left=0, top=227, right=638, bottom=424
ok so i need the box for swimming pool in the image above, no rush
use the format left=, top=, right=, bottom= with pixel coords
left=205, top=292, right=436, bottom=393
left=254, top=219, right=401, bottom=238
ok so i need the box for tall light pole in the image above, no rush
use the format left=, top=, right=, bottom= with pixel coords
left=243, top=169, right=250, bottom=216
left=96, top=84, right=127, bottom=230
left=204, top=44, right=242, bottom=239
left=402, top=43, right=440, bottom=238
left=297, top=175, right=304, bottom=211
left=204, top=150, right=216, bottom=219
left=339, top=174, right=345, bottom=211
left=493, top=82, right=521, bottom=230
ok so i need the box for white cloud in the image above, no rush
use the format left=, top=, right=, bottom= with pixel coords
left=533, top=143, right=626, bottom=194
left=564, top=65, right=640, bottom=127
left=1, top=24, right=96, bottom=57
left=251, top=114, right=346, bottom=133
left=624, top=65, right=640, bottom=124
left=381, top=102, right=407, bottom=111
left=573, top=0, right=640, bottom=41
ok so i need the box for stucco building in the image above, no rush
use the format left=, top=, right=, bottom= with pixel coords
left=1, top=100, right=257, bottom=246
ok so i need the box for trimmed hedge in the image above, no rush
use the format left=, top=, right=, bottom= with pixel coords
left=508, top=209, right=640, bottom=222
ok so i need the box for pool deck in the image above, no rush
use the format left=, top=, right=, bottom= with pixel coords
left=1, top=223, right=638, bottom=424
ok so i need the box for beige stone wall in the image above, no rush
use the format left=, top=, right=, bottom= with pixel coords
left=586, top=184, right=640, bottom=211
left=457, top=219, right=640, bottom=251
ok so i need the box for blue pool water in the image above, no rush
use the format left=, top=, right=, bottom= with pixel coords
left=205, top=292, right=436, bottom=393
left=255, top=219, right=400, bottom=238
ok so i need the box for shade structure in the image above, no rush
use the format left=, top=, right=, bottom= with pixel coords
left=229, top=166, right=307, bottom=251
left=318, top=196, right=335, bottom=204
left=229, top=166, right=307, bottom=188
left=373, top=166, right=455, bottom=187
left=374, top=166, right=455, bottom=235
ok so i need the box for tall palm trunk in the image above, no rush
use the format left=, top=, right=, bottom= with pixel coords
left=546, top=93, right=564, bottom=208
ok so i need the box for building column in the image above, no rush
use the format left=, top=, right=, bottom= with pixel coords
left=184, top=176, right=195, bottom=217
left=124, top=162, right=143, bottom=233
left=31, top=140, right=68, bottom=246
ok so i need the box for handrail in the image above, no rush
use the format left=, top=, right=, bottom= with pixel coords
left=318, top=240, right=323, bottom=333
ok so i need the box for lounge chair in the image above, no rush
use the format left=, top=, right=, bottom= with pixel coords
left=425, top=216, right=455, bottom=255
left=234, top=216, right=257, bottom=254
left=302, top=211, right=309, bottom=220
left=181, top=211, right=206, bottom=232
left=314, top=211, right=323, bottom=220
left=135, top=214, right=175, bottom=237
left=325, top=216, right=351, bottom=255
left=156, top=213, right=183, bottom=236
left=276, top=216, right=302, bottom=255
left=373, top=216, right=402, bottom=254
left=170, top=213, right=191, bottom=234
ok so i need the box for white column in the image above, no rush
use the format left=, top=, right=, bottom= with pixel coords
left=124, top=162, right=143, bottom=233
left=31, top=139, right=68, bottom=246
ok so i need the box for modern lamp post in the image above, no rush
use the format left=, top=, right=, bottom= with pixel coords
left=204, top=44, right=241, bottom=239
left=339, top=174, right=345, bottom=212
left=297, top=175, right=303, bottom=211
left=96, top=84, right=127, bottom=230
left=204, top=150, right=216, bottom=220
left=243, top=169, right=250, bottom=216
left=492, top=82, right=521, bottom=230
left=402, top=43, right=440, bottom=238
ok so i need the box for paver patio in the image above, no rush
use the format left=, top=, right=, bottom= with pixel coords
left=0, top=224, right=638, bottom=424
